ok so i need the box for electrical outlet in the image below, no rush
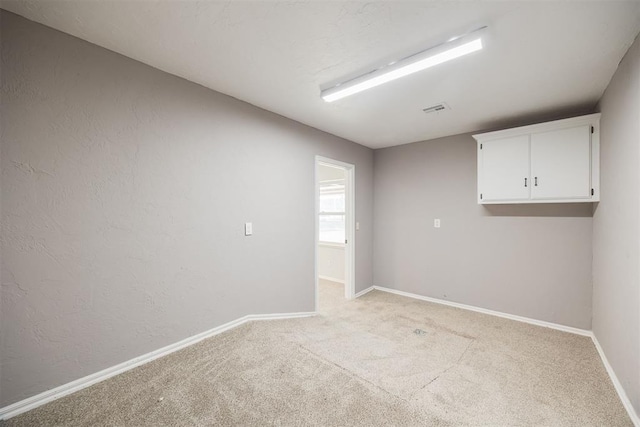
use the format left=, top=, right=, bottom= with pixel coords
left=434, top=219, right=441, bottom=228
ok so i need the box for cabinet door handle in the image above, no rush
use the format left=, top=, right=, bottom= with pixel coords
left=524, top=178, right=527, bottom=187
left=535, top=177, right=538, bottom=186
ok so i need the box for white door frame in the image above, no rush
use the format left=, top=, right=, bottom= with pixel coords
left=315, top=155, right=356, bottom=311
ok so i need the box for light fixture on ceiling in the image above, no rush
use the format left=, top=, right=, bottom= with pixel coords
left=321, top=27, right=487, bottom=103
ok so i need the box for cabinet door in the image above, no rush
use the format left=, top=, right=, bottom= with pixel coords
left=530, top=125, right=591, bottom=200
left=480, top=135, right=530, bottom=202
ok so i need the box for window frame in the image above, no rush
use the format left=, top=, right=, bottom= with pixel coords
left=318, top=180, right=346, bottom=245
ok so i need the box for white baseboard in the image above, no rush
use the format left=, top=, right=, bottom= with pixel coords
left=591, top=334, right=640, bottom=426
left=354, top=286, right=374, bottom=298
left=370, top=285, right=639, bottom=425
left=0, top=311, right=316, bottom=421
left=245, top=312, right=316, bottom=321
left=372, top=286, right=591, bottom=336
left=318, top=275, right=345, bottom=284
left=4, top=287, right=638, bottom=426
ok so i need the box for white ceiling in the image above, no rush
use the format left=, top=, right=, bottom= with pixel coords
left=2, top=1, right=639, bottom=149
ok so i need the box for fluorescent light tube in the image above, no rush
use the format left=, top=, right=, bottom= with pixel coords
left=321, top=31, right=484, bottom=102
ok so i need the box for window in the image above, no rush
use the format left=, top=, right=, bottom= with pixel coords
left=319, top=181, right=345, bottom=244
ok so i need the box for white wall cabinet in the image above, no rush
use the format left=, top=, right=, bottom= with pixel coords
left=474, top=113, right=600, bottom=204
left=480, top=135, right=530, bottom=202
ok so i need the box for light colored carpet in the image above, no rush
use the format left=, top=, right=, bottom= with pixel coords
left=6, top=279, right=632, bottom=426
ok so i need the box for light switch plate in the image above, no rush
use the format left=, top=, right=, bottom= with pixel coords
left=245, top=222, right=252, bottom=236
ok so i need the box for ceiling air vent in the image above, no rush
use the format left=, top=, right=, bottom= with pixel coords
left=422, top=103, right=450, bottom=114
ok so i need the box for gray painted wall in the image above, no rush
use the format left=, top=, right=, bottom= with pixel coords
left=2, top=6, right=636, bottom=415
left=373, top=133, right=594, bottom=329
left=0, top=11, right=374, bottom=406
left=593, top=33, right=640, bottom=417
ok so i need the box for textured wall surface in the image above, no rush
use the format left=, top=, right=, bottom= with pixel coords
left=373, top=133, right=594, bottom=329
left=593, top=33, right=640, bottom=417
left=0, top=11, right=374, bottom=406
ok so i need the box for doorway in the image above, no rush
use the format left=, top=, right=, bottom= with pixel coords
left=315, top=156, right=355, bottom=312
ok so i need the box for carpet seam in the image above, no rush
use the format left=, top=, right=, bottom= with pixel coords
left=293, top=343, right=412, bottom=405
